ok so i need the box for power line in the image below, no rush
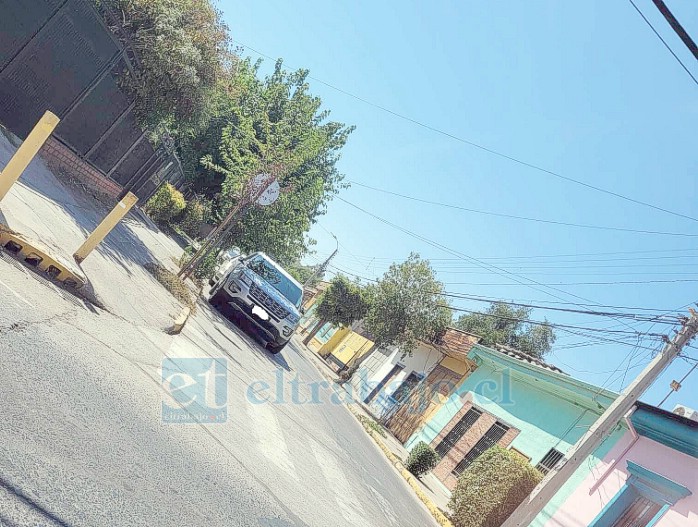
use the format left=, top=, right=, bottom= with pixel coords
left=335, top=197, right=630, bottom=306
left=436, top=305, right=668, bottom=338
left=651, top=0, right=698, bottom=61
left=627, top=0, right=698, bottom=86
left=328, top=263, right=678, bottom=327
left=331, top=252, right=698, bottom=289
left=349, top=180, right=698, bottom=237
left=441, top=279, right=698, bottom=286
left=333, top=247, right=698, bottom=262
left=234, top=38, right=698, bottom=224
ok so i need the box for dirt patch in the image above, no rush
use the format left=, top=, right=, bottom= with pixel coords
left=144, top=262, right=196, bottom=312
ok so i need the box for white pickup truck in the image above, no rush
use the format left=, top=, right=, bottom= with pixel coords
left=208, top=251, right=303, bottom=354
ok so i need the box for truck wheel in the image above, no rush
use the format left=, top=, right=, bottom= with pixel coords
left=267, top=341, right=287, bottom=354
left=208, top=287, right=226, bottom=307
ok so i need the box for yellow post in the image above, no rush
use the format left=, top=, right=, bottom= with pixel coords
left=73, top=192, right=138, bottom=263
left=0, top=111, right=60, bottom=201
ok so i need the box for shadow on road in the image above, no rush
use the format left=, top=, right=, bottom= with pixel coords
left=0, top=476, right=73, bottom=527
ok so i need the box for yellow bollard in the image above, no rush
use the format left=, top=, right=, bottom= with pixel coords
left=73, top=192, right=138, bottom=264
left=0, top=111, right=60, bottom=201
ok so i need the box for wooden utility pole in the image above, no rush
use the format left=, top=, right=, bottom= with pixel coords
left=501, top=311, right=698, bottom=527
left=178, top=171, right=279, bottom=280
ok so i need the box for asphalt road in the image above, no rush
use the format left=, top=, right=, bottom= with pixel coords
left=0, top=254, right=438, bottom=527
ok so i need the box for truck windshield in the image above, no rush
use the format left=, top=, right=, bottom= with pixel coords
left=246, top=255, right=303, bottom=307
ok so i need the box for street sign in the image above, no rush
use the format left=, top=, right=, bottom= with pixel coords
left=250, top=173, right=280, bottom=206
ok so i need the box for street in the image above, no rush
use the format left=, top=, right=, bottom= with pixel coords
left=0, top=252, right=438, bottom=527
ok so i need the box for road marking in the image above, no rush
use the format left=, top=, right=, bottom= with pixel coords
left=312, top=445, right=368, bottom=525
left=246, top=401, right=299, bottom=481
left=0, top=279, right=34, bottom=307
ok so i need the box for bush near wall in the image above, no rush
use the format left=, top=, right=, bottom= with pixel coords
left=406, top=441, right=440, bottom=476
left=175, top=197, right=210, bottom=238
left=449, top=446, right=542, bottom=527
left=146, top=183, right=186, bottom=225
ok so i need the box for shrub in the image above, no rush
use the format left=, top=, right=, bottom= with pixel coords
left=145, top=183, right=186, bottom=224
left=175, top=197, right=210, bottom=238
left=406, top=441, right=440, bottom=477
left=449, top=445, right=542, bottom=527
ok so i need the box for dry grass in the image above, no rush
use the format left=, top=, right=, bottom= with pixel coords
left=144, top=262, right=195, bottom=311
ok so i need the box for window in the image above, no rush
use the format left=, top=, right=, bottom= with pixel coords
left=611, top=496, right=662, bottom=527
left=434, top=407, right=483, bottom=458
left=589, top=461, right=691, bottom=527
left=245, top=254, right=303, bottom=306
left=535, top=448, right=565, bottom=475
left=452, top=421, right=510, bottom=476
left=391, top=372, right=423, bottom=403
left=364, top=364, right=404, bottom=403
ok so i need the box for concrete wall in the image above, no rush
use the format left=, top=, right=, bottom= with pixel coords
left=544, top=433, right=698, bottom=527
left=350, top=343, right=444, bottom=416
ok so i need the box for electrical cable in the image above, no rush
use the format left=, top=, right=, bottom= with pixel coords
left=627, top=0, right=698, bottom=86
left=348, top=180, right=698, bottom=237
left=233, top=39, right=698, bottom=224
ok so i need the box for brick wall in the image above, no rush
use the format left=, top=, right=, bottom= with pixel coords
left=430, top=401, right=519, bottom=490
left=40, top=137, right=122, bottom=199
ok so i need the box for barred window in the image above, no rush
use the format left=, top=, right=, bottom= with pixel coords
left=452, top=421, right=510, bottom=476
left=434, top=407, right=482, bottom=458
left=535, top=448, right=565, bottom=475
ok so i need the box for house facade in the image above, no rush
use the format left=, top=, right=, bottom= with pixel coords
left=404, top=343, right=624, bottom=525
left=348, top=328, right=479, bottom=424
left=545, top=401, right=697, bottom=527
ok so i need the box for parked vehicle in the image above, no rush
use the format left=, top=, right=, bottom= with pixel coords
left=209, top=246, right=243, bottom=287
left=208, top=252, right=303, bottom=354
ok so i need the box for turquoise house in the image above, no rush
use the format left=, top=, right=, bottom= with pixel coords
left=404, top=343, right=625, bottom=525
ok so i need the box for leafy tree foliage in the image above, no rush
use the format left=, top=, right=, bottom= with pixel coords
left=98, top=0, right=232, bottom=140
left=364, top=254, right=452, bottom=356
left=187, top=59, right=353, bottom=265
left=285, top=262, right=323, bottom=287
left=99, top=2, right=353, bottom=267
left=303, top=275, right=369, bottom=344
left=454, top=302, right=555, bottom=358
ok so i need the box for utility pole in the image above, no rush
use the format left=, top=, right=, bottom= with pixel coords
left=303, top=233, right=338, bottom=288
left=501, top=311, right=698, bottom=527
left=178, top=169, right=280, bottom=280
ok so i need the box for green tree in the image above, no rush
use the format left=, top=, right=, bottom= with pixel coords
left=303, top=276, right=369, bottom=345
left=285, top=262, right=323, bottom=287
left=186, top=59, right=353, bottom=265
left=364, top=254, right=452, bottom=356
left=97, top=0, right=232, bottom=140
left=454, top=302, right=555, bottom=358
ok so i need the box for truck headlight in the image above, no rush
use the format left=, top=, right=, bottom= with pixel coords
left=287, top=312, right=300, bottom=324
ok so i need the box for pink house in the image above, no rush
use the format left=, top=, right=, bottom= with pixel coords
left=545, top=401, right=697, bottom=527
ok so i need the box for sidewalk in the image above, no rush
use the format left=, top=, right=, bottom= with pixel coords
left=0, top=129, right=186, bottom=329
left=295, top=339, right=453, bottom=516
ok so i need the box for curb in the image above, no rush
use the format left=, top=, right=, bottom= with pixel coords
left=0, top=223, right=87, bottom=288
left=167, top=306, right=191, bottom=334
left=349, top=406, right=454, bottom=527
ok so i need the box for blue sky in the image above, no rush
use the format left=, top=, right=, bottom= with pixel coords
left=219, top=0, right=698, bottom=408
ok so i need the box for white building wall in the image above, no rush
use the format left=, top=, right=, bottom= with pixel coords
left=350, top=343, right=443, bottom=417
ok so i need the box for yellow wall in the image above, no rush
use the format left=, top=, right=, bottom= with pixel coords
left=440, top=356, right=470, bottom=375
left=318, top=327, right=351, bottom=356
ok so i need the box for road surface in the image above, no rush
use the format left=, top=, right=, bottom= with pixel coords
left=0, top=253, right=438, bottom=527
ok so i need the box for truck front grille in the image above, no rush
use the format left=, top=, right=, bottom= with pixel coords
left=249, top=283, right=289, bottom=320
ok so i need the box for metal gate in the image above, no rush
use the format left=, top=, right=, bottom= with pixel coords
left=0, top=0, right=182, bottom=200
